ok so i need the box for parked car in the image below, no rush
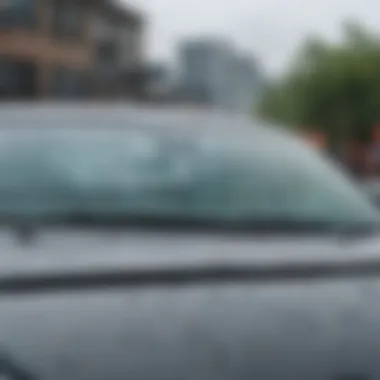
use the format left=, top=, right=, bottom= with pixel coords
left=0, top=104, right=379, bottom=380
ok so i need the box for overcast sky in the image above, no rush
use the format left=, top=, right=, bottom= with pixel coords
left=124, top=0, right=380, bottom=75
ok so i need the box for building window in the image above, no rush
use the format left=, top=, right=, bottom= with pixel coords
left=0, top=58, right=36, bottom=98
left=0, top=0, right=37, bottom=30
left=52, top=1, right=86, bottom=40
left=52, top=67, right=88, bottom=98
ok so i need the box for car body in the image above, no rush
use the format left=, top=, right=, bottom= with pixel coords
left=0, top=103, right=379, bottom=380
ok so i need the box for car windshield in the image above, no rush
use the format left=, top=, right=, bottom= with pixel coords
left=0, top=124, right=377, bottom=229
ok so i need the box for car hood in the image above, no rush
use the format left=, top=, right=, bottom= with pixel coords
left=0, top=229, right=380, bottom=380
left=0, top=228, right=380, bottom=280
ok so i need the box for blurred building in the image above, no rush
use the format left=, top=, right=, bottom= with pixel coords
left=0, top=0, right=95, bottom=99
left=0, top=0, right=146, bottom=100
left=178, top=38, right=260, bottom=113
left=229, top=55, right=262, bottom=113
left=179, top=39, right=232, bottom=108
left=93, top=0, right=145, bottom=99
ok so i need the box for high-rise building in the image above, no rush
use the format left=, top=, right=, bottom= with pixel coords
left=178, top=38, right=259, bottom=113
left=229, top=54, right=259, bottom=113
left=179, top=39, right=233, bottom=108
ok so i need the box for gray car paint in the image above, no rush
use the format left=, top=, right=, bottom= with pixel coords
left=0, top=229, right=379, bottom=380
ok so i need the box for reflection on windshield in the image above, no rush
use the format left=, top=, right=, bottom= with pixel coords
left=0, top=348, right=38, bottom=380
left=0, top=127, right=376, bottom=227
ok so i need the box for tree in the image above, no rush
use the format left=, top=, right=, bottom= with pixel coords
left=257, top=22, right=380, bottom=151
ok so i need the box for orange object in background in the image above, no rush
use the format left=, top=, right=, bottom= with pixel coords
left=301, top=130, right=326, bottom=150
left=346, top=141, right=375, bottom=178
left=373, top=123, right=380, bottom=142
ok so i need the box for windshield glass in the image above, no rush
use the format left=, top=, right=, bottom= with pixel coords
left=0, top=126, right=376, bottom=227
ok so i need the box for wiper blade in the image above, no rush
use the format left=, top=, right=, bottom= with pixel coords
left=11, top=214, right=330, bottom=231
left=0, top=213, right=376, bottom=236
left=333, top=222, right=380, bottom=239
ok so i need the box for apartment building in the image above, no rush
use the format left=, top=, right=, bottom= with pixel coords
left=0, top=0, right=98, bottom=98
left=0, top=0, right=145, bottom=99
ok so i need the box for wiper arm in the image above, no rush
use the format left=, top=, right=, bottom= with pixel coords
left=1, top=218, right=39, bottom=246
left=14, top=223, right=36, bottom=245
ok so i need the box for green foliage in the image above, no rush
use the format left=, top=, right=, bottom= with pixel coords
left=257, top=21, right=380, bottom=147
